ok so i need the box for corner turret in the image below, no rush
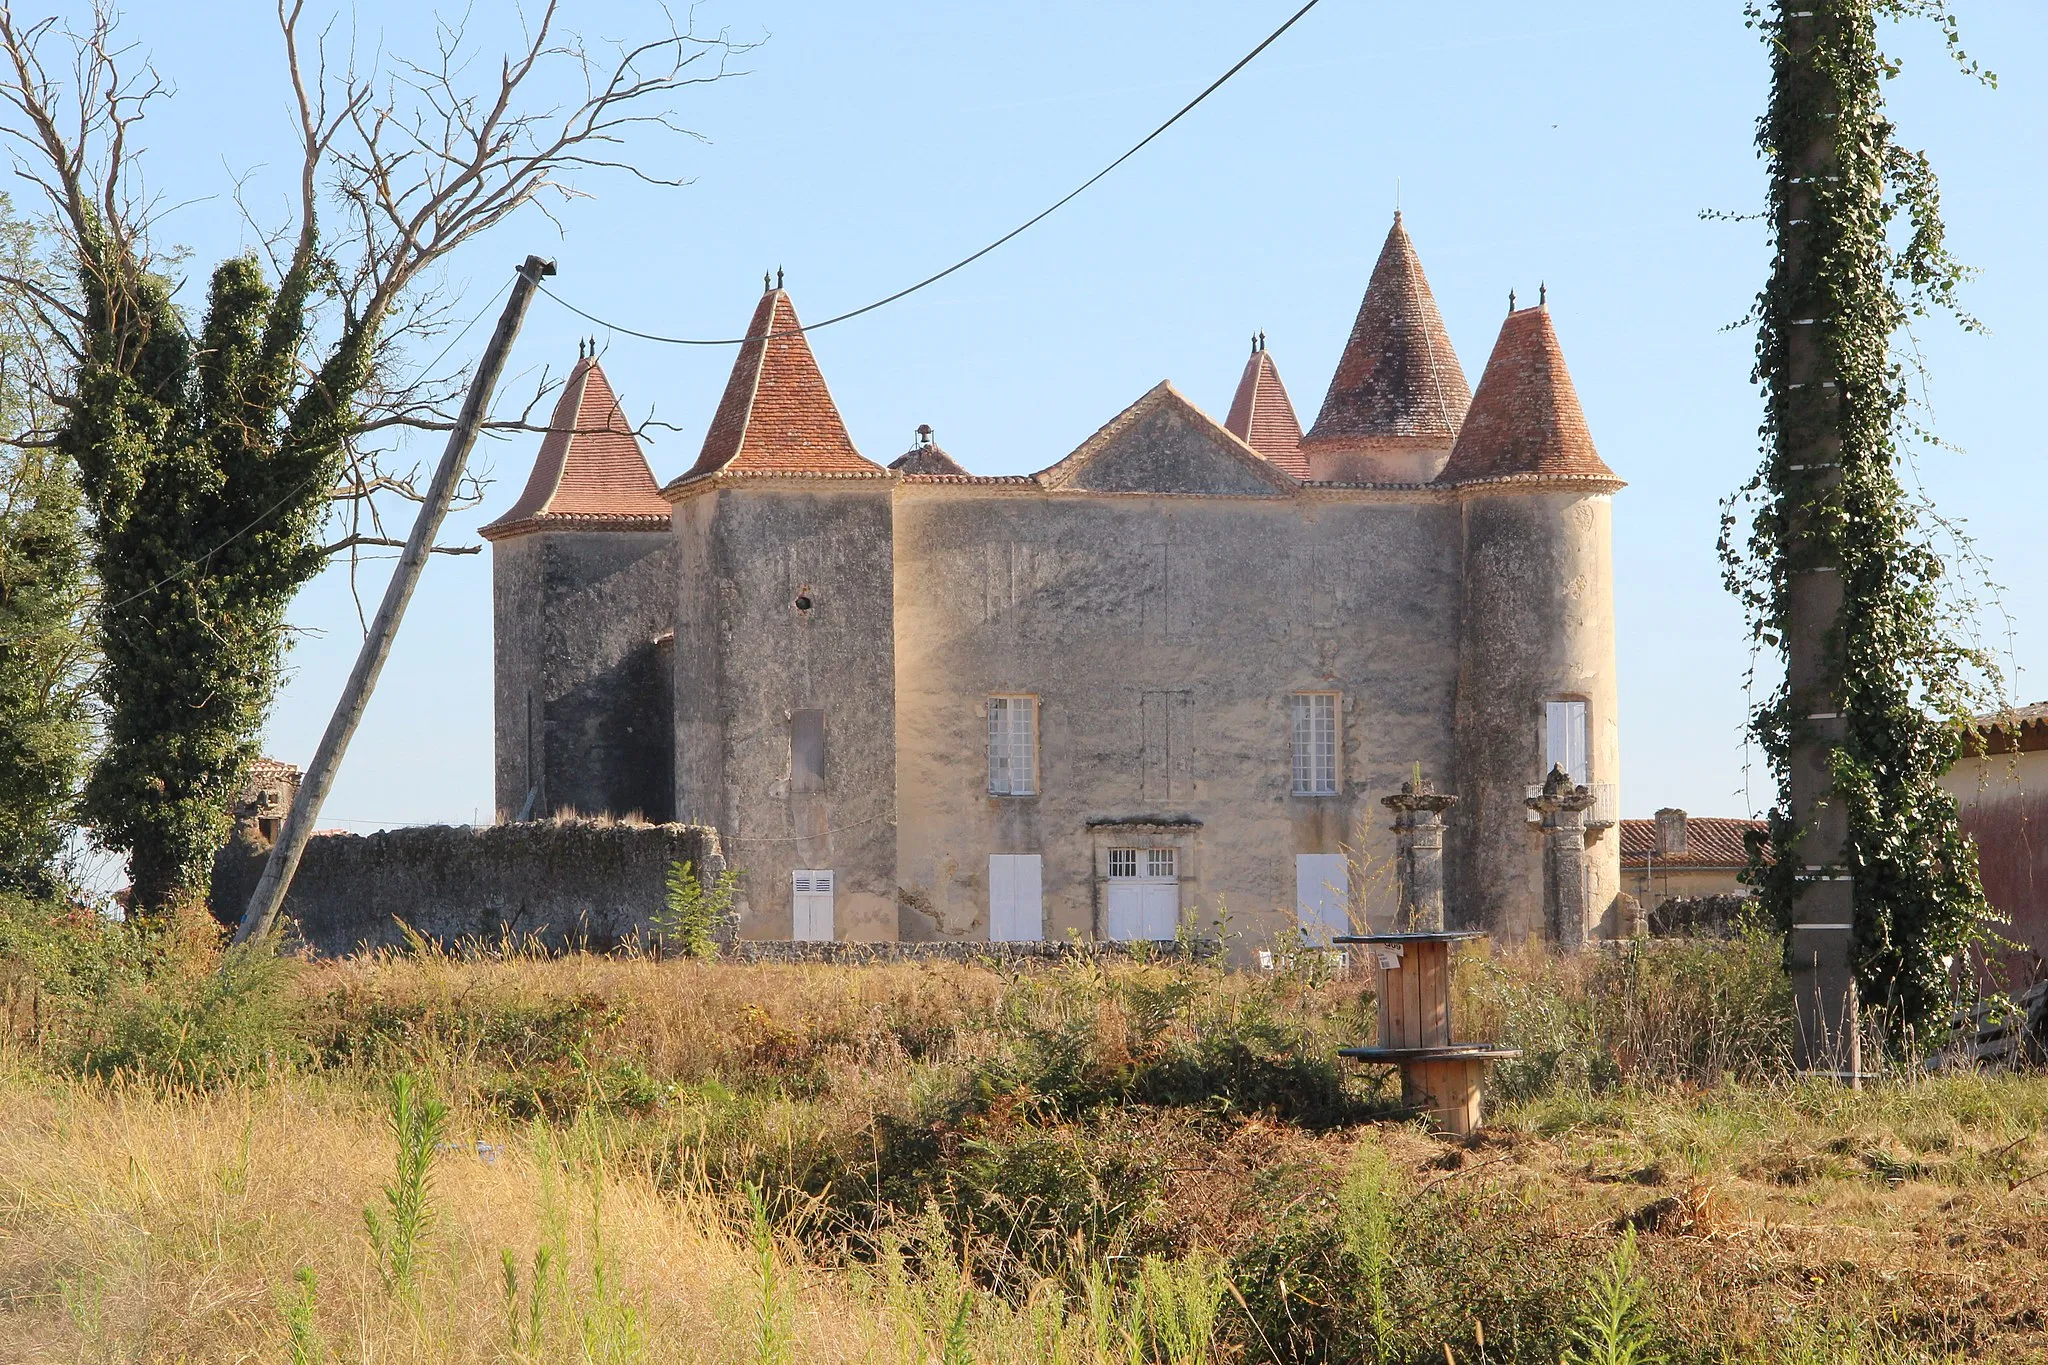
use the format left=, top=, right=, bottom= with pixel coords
left=484, top=350, right=675, bottom=823
left=1446, top=302, right=1622, bottom=942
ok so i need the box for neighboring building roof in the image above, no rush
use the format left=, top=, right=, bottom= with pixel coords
left=1301, top=213, right=1472, bottom=453
left=1619, top=816, right=1766, bottom=869
left=1435, top=304, right=1619, bottom=487
left=1964, top=702, right=2048, bottom=756
left=480, top=354, right=670, bottom=539
left=675, top=286, right=881, bottom=483
left=1224, top=337, right=1308, bottom=476
left=1036, top=381, right=1299, bottom=495
left=888, top=426, right=969, bottom=476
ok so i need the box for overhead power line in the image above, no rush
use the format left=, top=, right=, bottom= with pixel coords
left=538, top=0, right=1328, bottom=346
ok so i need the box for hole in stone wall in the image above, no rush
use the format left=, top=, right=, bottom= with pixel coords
left=793, top=593, right=814, bottom=612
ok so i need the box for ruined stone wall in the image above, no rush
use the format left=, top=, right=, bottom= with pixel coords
left=1450, top=489, right=1621, bottom=942
left=244, top=820, right=719, bottom=956
left=890, top=482, right=1463, bottom=951
left=671, top=481, right=899, bottom=942
left=493, top=529, right=675, bottom=822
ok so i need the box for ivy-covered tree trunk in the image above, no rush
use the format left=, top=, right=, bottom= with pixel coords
left=64, top=232, right=375, bottom=919
left=0, top=198, right=92, bottom=895
left=1731, top=0, right=1993, bottom=1052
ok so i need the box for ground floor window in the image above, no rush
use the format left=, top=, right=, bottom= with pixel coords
left=1105, top=846, right=1179, bottom=940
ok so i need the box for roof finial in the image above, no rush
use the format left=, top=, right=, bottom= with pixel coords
left=1508, top=288, right=1517, bottom=313
left=763, top=269, right=772, bottom=293
left=1539, top=281, right=1547, bottom=307
left=577, top=337, right=586, bottom=360
left=776, top=266, right=785, bottom=290
left=1394, top=176, right=1401, bottom=218
left=915, top=423, right=933, bottom=448
left=1257, top=329, right=1267, bottom=352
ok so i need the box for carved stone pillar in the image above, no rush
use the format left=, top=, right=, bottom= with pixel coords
left=1526, top=765, right=1597, bottom=950
left=1383, top=780, right=1459, bottom=931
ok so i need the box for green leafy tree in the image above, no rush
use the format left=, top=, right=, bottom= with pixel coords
left=1722, top=0, right=1997, bottom=1040
left=0, top=4, right=725, bottom=917
left=0, top=195, right=92, bottom=894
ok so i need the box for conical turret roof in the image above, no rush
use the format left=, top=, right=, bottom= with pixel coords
left=1302, top=213, right=1471, bottom=451
left=480, top=353, right=669, bottom=539
left=1435, top=304, right=1617, bottom=486
left=677, top=286, right=881, bottom=482
left=1223, top=337, right=1307, bottom=477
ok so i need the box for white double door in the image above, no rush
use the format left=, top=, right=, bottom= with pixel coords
left=1106, top=877, right=1180, bottom=940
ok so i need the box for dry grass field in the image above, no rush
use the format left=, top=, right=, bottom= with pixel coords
left=2, top=902, right=2045, bottom=1362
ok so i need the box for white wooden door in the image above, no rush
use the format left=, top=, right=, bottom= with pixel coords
left=988, top=854, right=1044, bottom=942
left=1295, top=853, right=1349, bottom=940
left=1105, top=848, right=1179, bottom=941
left=791, top=869, right=834, bottom=941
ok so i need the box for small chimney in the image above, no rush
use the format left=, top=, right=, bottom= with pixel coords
left=1654, top=807, right=1687, bottom=857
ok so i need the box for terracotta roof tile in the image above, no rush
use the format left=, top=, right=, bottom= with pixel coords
left=1224, top=341, right=1308, bottom=476
left=1436, top=306, right=1618, bottom=486
left=480, top=355, right=669, bottom=539
left=679, top=288, right=879, bottom=480
left=1302, top=213, right=1471, bottom=454
left=1619, top=817, right=1767, bottom=868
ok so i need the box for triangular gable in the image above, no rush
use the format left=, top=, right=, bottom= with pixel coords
left=1037, top=382, right=1298, bottom=495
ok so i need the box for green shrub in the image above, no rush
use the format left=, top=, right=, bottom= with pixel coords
left=72, top=938, right=306, bottom=1085
left=655, top=860, right=736, bottom=959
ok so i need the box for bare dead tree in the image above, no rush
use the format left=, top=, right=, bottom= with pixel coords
left=0, top=0, right=736, bottom=914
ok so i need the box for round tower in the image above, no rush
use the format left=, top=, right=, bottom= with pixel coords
left=1441, top=302, right=1623, bottom=943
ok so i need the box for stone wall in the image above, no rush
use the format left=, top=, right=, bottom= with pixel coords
left=216, top=820, right=720, bottom=956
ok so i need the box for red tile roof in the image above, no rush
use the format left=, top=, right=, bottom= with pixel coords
left=480, top=355, right=670, bottom=539
left=678, top=288, right=880, bottom=481
left=1619, top=817, right=1767, bottom=868
left=1224, top=341, right=1308, bottom=476
left=1436, top=306, right=1619, bottom=486
left=1302, top=213, right=1471, bottom=454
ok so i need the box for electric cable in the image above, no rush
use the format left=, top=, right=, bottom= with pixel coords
left=537, top=0, right=1327, bottom=346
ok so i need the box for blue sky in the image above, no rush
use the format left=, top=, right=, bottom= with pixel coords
left=75, top=1, right=2047, bottom=840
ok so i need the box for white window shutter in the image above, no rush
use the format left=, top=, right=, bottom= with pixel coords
left=1295, top=853, right=1348, bottom=939
left=791, top=869, right=834, bottom=941
left=989, top=854, right=1043, bottom=942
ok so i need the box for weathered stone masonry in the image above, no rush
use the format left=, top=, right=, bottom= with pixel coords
left=486, top=214, right=1626, bottom=950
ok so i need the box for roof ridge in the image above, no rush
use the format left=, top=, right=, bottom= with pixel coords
left=1036, top=380, right=1297, bottom=492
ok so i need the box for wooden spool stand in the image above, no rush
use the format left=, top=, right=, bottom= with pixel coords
left=1334, top=931, right=1518, bottom=1135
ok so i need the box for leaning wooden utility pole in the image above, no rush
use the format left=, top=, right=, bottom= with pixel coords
left=235, top=255, right=556, bottom=946
left=1770, top=10, right=1859, bottom=1083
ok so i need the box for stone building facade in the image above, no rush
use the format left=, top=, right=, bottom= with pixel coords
left=482, top=216, right=1625, bottom=948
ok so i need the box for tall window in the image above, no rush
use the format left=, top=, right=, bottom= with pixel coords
left=988, top=696, right=1038, bottom=795
left=1545, top=700, right=1589, bottom=785
left=1291, top=693, right=1338, bottom=795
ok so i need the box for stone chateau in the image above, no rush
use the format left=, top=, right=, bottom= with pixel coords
left=480, top=214, right=1624, bottom=947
